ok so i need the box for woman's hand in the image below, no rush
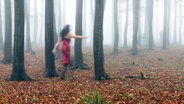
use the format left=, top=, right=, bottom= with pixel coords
left=52, top=48, right=56, bottom=55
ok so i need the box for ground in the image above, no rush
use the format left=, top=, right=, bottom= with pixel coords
left=0, top=47, right=184, bottom=104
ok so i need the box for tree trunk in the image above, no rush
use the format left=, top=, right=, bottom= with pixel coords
left=148, top=0, right=154, bottom=49
left=112, top=0, right=119, bottom=54
left=89, top=0, right=94, bottom=46
left=82, top=0, right=87, bottom=47
left=179, top=0, right=182, bottom=45
left=44, top=0, right=58, bottom=77
left=33, top=0, right=38, bottom=44
left=3, top=0, right=12, bottom=64
left=144, top=0, right=149, bottom=47
left=94, top=0, right=110, bottom=80
left=0, top=0, right=3, bottom=51
left=173, top=0, right=177, bottom=44
left=166, top=0, right=170, bottom=46
left=25, top=0, right=35, bottom=54
left=163, top=0, right=168, bottom=49
left=10, top=0, right=31, bottom=81
left=73, top=0, right=88, bottom=69
left=123, top=0, right=129, bottom=48
left=131, top=0, right=139, bottom=55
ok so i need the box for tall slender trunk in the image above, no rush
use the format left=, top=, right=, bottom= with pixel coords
left=131, top=0, right=140, bottom=55
left=74, top=0, right=88, bottom=69
left=89, top=0, right=94, bottom=46
left=144, top=0, right=149, bottom=47
left=173, top=0, right=177, bottom=44
left=82, top=0, right=87, bottom=47
left=123, top=0, right=129, bottom=48
left=148, top=0, right=154, bottom=49
left=113, top=0, right=119, bottom=54
left=163, top=0, right=168, bottom=49
left=94, top=0, right=110, bottom=80
left=3, top=0, right=12, bottom=64
left=10, top=0, right=31, bottom=81
left=33, top=0, right=38, bottom=44
left=179, top=0, right=182, bottom=45
left=44, top=0, right=58, bottom=77
left=0, top=0, right=3, bottom=51
left=25, top=0, right=35, bottom=54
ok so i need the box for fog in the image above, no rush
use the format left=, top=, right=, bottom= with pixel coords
left=0, top=0, right=184, bottom=48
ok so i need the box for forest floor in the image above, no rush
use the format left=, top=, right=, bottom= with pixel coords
left=0, top=47, right=184, bottom=104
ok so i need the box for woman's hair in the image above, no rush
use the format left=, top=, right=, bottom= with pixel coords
left=60, top=25, right=70, bottom=40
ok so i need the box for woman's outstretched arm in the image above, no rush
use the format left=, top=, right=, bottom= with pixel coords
left=67, top=34, right=88, bottom=39
left=52, top=37, right=61, bottom=54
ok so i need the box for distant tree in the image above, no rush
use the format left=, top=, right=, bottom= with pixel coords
left=74, top=0, right=88, bottom=69
left=0, top=0, right=3, bottom=51
left=123, top=0, right=129, bottom=48
left=25, top=0, right=35, bottom=54
left=33, top=0, right=38, bottom=44
left=143, top=0, right=149, bottom=47
left=179, top=0, right=182, bottom=45
left=173, top=0, right=177, bottom=44
left=44, top=0, right=58, bottom=77
left=131, top=0, right=140, bottom=55
left=163, top=0, right=169, bottom=49
left=2, top=0, right=12, bottom=64
left=147, top=0, right=154, bottom=49
left=10, top=0, right=31, bottom=81
left=93, top=0, right=110, bottom=80
left=112, top=0, right=119, bottom=54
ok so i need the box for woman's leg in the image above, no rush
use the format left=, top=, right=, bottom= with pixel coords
left=60, top=63, right=68, bottom=80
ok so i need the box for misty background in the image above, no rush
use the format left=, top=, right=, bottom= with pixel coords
left=0, top=0, right=184, bottom=48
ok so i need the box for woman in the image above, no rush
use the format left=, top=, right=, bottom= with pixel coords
left=52, top=25, right=87, bottom=80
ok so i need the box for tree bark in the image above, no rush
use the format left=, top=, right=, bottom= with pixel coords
left=179, top=0, right=182, bottom=45
left=131, top=0, right=140, bottom=55
left=147, top=0, right=154, bottom=49
left=10, top=0, right=31, bottom=81
left=94, top=0, right=110, bottom=80
left=163, top=0, right=169, bottom=49
left=123, top=0, right=129, bottom=48
left=25, top=0, right=35, bottom=54
left=112, top=0, right=119, bottom=54
left=74, top=0, right=88, bottom=69
left=0, top=0, right=3, bottom=51
left=3, top=0, right=12, bottom=64
left=44, top=0, right=58, bottom=77
left=33, top=0, right=38, bottom=44
left=173, top=0, right=177, bottom=44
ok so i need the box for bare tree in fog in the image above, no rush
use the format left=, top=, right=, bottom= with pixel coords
left=33, top=0, right=38, bottom=44
left=112, top=0, right=119, bottom=54
left=163, top=0, right=170, bottom=49
left=2, top=0, right=12, bottom=64
left=131, top=0, right=140, bottom=55
left=179, top=0, right=182, bottom=45
left=147, top=0, right=154, bottom=49
left=25, top=0, right=35, bottom=54
left=89, top=0, right=94, bottom=46
left=173, top=0, right=177, bottom=44
left=74, top=0, right=88, bottom=69
left=0, top=0, right=3, bottom=51
left=44, top=0, right=57, bottom=77
left=123, top=0, right=129, bottom=48
left=82, top=0, right=87, bottom=46
left=93, top=0, right=110, bottom=80
left=10, top=0, right=31, bottom=81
